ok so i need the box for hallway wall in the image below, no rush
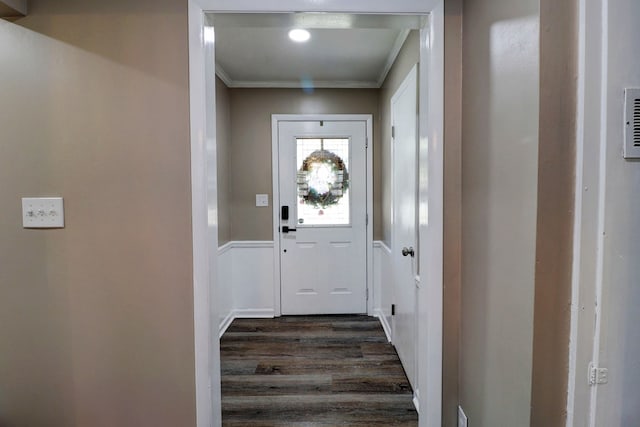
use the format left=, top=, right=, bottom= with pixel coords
left=378, top=30, right=419, bottom=248
left=227, top=88, right=380, bottom=241
left=217, top=77, right=232, bottom=246
left=0, top=1, right=196, bottom=426
left=460, top=0, right=540, bottom=425
left=588, top=0, right=640, bottom=423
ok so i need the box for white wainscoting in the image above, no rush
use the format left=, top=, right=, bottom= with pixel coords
left=219, top=240, right=392, bottom=339
left=218, top=242, right=235, bottom=336
left=373, top=241, right=393, bottom=342
left=218, top=241, right=275, bottom=337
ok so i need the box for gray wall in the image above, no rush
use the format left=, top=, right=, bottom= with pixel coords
left=228, top=88, right=380, bottom=241
left=378, top=31, right=420, bottom=247
left=460, top=0, right=540, bottom=425
left=0, top=1, right=196, bottom=426
left=216, top=77, right=232, bottom=245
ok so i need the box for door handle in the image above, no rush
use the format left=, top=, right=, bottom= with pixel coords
left=401, top=246, right=415, bottom=257
left=282, top=226, right=297, bottom=233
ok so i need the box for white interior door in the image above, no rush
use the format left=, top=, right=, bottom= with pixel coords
left=392, top=65, right=419, bottom=390
left=277, top=119, right=368, bottom=315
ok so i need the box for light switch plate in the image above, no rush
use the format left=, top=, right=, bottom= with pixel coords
left=256, top=194, right=269, bottom=207
left=22, top=197, right=65, bottom=228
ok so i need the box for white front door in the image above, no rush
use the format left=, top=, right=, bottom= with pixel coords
left=277, top=119, right=368, bottom=315
left=391, top=65, right=419, bottom=389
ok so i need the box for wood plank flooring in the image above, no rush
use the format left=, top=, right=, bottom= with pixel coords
left=220, top=315, right=418, bottom=426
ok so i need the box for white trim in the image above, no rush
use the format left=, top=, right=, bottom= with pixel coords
left=374, top=309, right=393, bottom=342
left=217, top=241, right=234, bottom=255
left=234, top=308, right=276, bottom=318
left=219, top=308, right=276, bottom=338
left=227, top=240, right=274, bottom=249
left=198, top=0, right=438, bottom=13
left=271, top=117, right=282, bottom=316
left=191, top=3, right=445, bottom=426
left=417, top=10, right=444, bottom=427
left=588, top=0, right=609, bottom=423
left=189, top=3, right=219, bottom=427
left=365, top=117, right=374, bottom=316
left=215, top=74, right=381, bottom=89
left=219, top=310, right=235, bottom=338
left=566, top=0, right=607, bottom=424
left=227, top=80, right=380, bottom=89
left=214, top=64, right=234, bottom=87
left=272, top=114, right=374, bottom=122
left=377, top=29, right=411, bottom=87
left=377, top=240, right=392, bottom=254
left=413, top=389, right=421, bottom=413
left=271, top=114, right=374, bottom=318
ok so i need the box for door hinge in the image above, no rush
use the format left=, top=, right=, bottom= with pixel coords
left=366, top=288, right=369, bottom=301
left=391, top=304, right=396, bottom=316
left=589, top=363, right=609, bottom=386
left=365, top=137, right=368, bottom=148
left=392, top=125, right=395, bottom=139
left=366, top=214, right=369, bottom=226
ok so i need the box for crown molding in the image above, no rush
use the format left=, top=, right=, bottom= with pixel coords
left=0, top=0, right=27, bottom=18
left=377, top=29, right=411, bottom=87
left=215, top=64, right=380, bottom=89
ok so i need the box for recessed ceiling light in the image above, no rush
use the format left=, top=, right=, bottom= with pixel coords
left=288, top=29, right=311, bottom=43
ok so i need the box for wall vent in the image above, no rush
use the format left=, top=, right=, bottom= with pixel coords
left=624, top=88, right=640, bottom=159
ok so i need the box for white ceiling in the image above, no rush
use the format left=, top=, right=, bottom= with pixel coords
left=212, top=14, right=421, bottom=89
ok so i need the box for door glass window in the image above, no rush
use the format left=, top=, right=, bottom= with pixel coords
left=296, top=138, right=350, bottom=226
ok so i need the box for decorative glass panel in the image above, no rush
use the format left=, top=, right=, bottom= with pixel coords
left=296, top=138, right=350, bottom=226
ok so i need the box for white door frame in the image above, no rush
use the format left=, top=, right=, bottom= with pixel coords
left=565, top=0, right=609, bottom=425
left=188, top=1, right=444, bottom=426
left=271, top=115, right=374, bottom=317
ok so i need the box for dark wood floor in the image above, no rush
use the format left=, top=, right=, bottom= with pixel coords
left=220, top=315, right=418, bottom=426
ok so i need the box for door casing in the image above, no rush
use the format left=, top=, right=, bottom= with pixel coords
left=188, top=2, right=445, bottom=426
left=271, top=115, right=374, bottom=317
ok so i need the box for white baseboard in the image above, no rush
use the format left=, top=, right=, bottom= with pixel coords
left=234, top=308, right=275, bottom=318
left=219, top=310, right=235, bottom=338
left=219, top=308, right=276, bottom=338
left=374, top=308, right=393, bottom=342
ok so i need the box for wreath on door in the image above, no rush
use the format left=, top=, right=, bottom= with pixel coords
left=297, top=149, right=349, bottom=209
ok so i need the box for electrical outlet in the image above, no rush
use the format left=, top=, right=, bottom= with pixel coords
left=458, top=405, right=468, bottom=427
left=22, top=197, right=64, bottom=228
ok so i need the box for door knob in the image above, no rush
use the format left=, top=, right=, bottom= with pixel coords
left=401, top=246, right=415, bottom=257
